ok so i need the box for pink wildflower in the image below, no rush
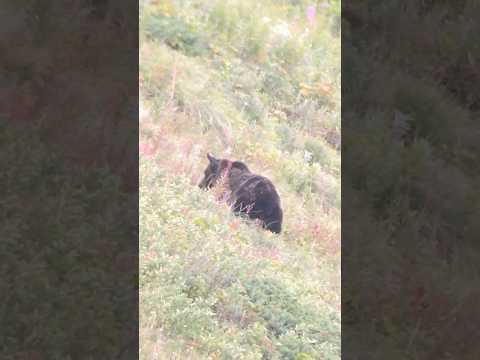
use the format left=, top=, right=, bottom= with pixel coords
left=139, top=142, right=154, bottom=157
left=307, top=5, right=316, bottom=26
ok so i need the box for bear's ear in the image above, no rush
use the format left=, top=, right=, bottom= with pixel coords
left=207, top=153, right=217, bottom=163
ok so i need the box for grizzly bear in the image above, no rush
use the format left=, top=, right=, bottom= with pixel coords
left=199, top=153, right=283, bottom=234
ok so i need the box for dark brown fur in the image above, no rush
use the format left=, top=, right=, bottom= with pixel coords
left=199, top=153, right=283, bottom=234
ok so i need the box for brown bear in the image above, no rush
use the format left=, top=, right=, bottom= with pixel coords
left=199, top=153, right=283, bottom=234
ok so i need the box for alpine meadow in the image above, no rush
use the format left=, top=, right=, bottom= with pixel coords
left=139, top=1, right=341, bottom=359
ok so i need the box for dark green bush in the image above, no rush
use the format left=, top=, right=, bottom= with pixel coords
left=144, top=14, right=209, bottom=57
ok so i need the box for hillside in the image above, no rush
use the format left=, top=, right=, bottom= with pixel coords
left=139, top=1, right=341, bottom=358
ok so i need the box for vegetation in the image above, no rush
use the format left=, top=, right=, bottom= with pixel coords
left=140, top=0, right=340, bottom=358
left=1, top=2, right=138, bottom=358
left=343, top=1, right=480, bottom=358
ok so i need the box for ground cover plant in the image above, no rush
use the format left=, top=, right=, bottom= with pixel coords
left=140, top=0, right=340, bottom=358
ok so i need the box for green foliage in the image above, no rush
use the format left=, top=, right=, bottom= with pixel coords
left=143, top=13, right=209, bottom=56
left=305, top=137, right=340, bottom=175
left=276, top=123, right=298, bottom=153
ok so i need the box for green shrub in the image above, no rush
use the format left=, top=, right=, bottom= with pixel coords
left=276, top=123, right=298, bottom=153
left=304, top=137, right=340, bottom=175
left=272, top=38, right=305, bottom=67
left=208, top=1, right=240, bottom=41
left=143, top=13, right=209, bottom=56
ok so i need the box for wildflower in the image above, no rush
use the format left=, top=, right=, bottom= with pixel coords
left=307, top=5, right=316, bottom=27
left=139, top=142, right=155, bottom=157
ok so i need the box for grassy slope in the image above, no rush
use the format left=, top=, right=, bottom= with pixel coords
left=140, top=1, right=340, bottom=358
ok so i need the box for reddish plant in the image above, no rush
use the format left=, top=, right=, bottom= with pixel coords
left=140, top=142, right=155, bottom=157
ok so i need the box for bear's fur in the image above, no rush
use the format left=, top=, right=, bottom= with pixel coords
left=199, top=153, right=283, bottom=234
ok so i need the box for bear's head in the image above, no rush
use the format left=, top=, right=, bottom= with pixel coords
left=198, top=153, right=221, bottom=190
